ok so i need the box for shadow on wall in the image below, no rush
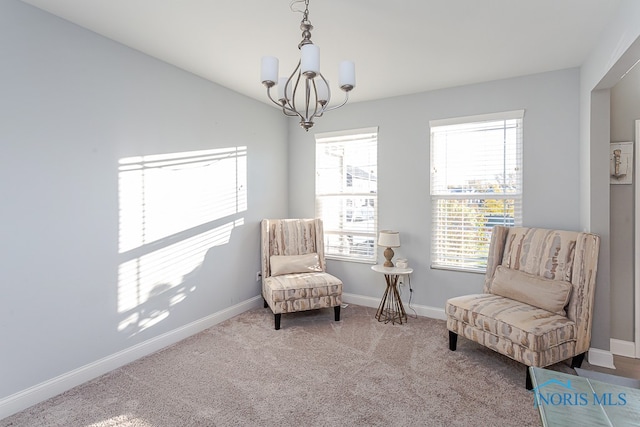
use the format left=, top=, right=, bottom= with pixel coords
left=116, top=147, right=247, bottom=337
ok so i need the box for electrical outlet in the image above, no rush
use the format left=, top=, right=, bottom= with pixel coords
left=256, top=271, right=262, bottom=282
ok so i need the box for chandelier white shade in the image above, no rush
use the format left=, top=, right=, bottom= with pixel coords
left=301, top=44, right=319, bottom=77
left=260, top=0, right=355, bottom=131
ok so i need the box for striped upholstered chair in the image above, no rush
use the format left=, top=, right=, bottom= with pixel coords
left=446, top=226, right=600, bottom=389
left=260, top=219, right=342, bottom=330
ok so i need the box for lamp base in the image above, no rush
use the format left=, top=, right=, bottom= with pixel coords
left=383, top=247, right=395, bottom=267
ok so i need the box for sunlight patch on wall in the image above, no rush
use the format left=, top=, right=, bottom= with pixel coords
left=117, top=147, right=247, bottom=334
left=119, top=147, right=247, bottom=253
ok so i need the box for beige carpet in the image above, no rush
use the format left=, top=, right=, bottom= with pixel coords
left=2, top=304, right=575, bottom=426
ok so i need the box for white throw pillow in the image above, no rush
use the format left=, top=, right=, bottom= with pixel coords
left=490, top=266, right=573, bottom=316
left=270, top=253, right=322, bottom=276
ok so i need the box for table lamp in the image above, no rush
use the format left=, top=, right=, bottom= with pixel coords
left=378, top=230, right=400, bottom=267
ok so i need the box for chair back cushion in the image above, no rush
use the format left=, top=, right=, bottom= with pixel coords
left=270, top=253, right=322, bottom=276
left=261, top=219, right=327, bottom=279
left=490, top=265, right=573, bottom=316
left=501, top=227, right=577, bottom=281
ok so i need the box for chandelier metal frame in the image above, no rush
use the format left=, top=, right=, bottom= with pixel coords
left=260, top=0, right=355, bottom=131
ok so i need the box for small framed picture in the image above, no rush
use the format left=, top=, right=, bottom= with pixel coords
left=610, top=141, right=633, bottom=185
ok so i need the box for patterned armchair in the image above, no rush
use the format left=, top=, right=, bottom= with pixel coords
left=261, top=219, right=342, bottom=330
left=446, top=226, right=600, bottom=389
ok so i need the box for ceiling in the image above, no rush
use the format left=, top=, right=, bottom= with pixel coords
left=20, top=0, right=622, bottom=105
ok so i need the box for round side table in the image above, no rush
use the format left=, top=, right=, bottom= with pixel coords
left=371, top=264, right=413, bottom=324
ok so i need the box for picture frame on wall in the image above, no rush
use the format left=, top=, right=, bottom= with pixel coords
left=610, top=141, right=633, bottom=185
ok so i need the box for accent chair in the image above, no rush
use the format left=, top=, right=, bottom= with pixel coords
left=261, top=218, right=343, bottom=330
left=446, top=226, right=600, bottom=389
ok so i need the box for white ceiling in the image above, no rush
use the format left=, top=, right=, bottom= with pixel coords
left=20, top=0, right=622, bottom=105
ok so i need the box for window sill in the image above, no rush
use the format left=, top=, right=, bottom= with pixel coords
left=430, top=264, right=486, bottom=274
left=326, top=255, right=377, bottom=265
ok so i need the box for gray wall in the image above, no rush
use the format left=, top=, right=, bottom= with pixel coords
left=580, top=0, right=640, bottom=352
left=0, top=0, right=288, bottom=400
left=288, top=69, right=582, bottom=310
left=610, top=63, right=640, bottom=342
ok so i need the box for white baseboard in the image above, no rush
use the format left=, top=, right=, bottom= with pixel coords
left=0, top=296, right=262, bottom=421
left=587, top=347, right=616, bottom=369
left=610, top=338, right=637, bottom=358
left=342, top=293, right=447, bottom=320
left=341, top=293, right=380, bottom=308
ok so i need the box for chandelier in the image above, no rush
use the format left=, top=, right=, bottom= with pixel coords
left=260, top=0, right=355, bottom=131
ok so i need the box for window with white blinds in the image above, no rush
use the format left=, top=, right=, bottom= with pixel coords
left=315, top=127, right=378, bottom=262
left=430, top=111, right=523, bottom=272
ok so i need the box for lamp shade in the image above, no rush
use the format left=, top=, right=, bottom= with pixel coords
left=301, top=44, right=320, bottom=77
left=378, top=230, right=400, bottom=248
left=261, top=56, right=279, bottom=85
left=316, top=79, right=329, bottom=103
left=339, top=60, right=355, bottom=91
left=277, top=77, right=291, bottom=102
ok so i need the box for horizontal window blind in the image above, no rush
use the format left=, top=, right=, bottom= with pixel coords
left=315, top=127, right=378, bottom=262
left=430, top=112, right=523, bottom=272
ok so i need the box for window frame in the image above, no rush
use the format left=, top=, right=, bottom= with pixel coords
left=315, top=127, right=378, bottom=263
left=429, top=110, right=524, bottom=273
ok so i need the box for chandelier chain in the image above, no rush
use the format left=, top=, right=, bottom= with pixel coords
left=302, top=0, right=310, bottom=23
left=290, top=0, right=310, bottom=23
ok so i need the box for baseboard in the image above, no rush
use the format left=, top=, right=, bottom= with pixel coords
left=587, top=347, right=616, bottom=369
left=610, top=338, right=636, bottom=358
left=0, top=296, right=262, bottom=421
left=341, top=293, right=380, bottom=308
left=342, top=293, right=447, bottom=321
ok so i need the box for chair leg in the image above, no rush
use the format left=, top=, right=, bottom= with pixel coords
left=334, top=305, right=341, bottom=321
left=526, top=368, right=533, bottom=390
left=274, top=313, right=281, bottom=330
left=571, top=352, right=586, bottom=369
left=263, top=298, right=268, bottom=308
left=448, top=331, right=458, bottom=351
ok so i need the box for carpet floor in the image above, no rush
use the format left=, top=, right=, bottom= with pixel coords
left=1, top=304, right=576, bottom=426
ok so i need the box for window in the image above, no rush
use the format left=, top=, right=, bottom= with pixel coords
left=315, top=127, right=378, bottom=262
left=430, top=111, right=523, bottom=272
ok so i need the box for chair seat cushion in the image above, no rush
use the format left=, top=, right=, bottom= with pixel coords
left=264, top=272, right=342, bottom=314
left=446, top=293, right=575, bottom=352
